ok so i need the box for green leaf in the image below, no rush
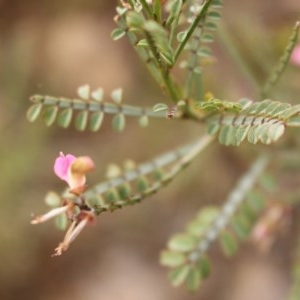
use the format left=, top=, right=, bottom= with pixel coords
left=239, top=203, right=256, bottom=223
left=286, top=114, right=300, bottom=126
left=206, top=121, right=220, bottom=135
left=139, top=115, right=149, bottom=127
left=77, top=84, right=90, bottom=100
left=207, top=11, right=221, bottom=20
left=186, top=267, right=201, bottom=291
left=246, top=191, right=265, bottom=213
left=230, top=215, right=251, bottom=240
left=89, top=111, right=104, bottom=132
left=111, top=88, right=123, bottom=104
left=57, top=108, right=73, bottom=128
left=137, top=176, right=149, bottom=193
left=144, top=20, right=174, bottom=65
left=85, top=196, right=102, bottom=210
left=197, top=255, right=211, bottom=279
left=54, top=213, right=68, bottom=231
left=104, top=189, right=120, bottom=204
left=126, top=11, right=145, bottom=29
left=44, top=191, right=61, bottom=207
left=75, top=110, right=88, bottom=131
left=118, top=183, right=131, bottom=200
left=165, top=0, right=182, bottom=27
left=112, top=114, right=126, bottom=132
left=201, top=33, right=214, bottom=43
left=219, top=230, right=239, bottom=257
left=160, top=51, right=174, bottom=66
left=111, top=28, right=126, bottom=41
left=136, top=39, right=149, bottom=47
left=211, top=0, right=223, bottom=8
left=247, top=125, right=260, bottom=144
left=204, top=22, right=218, bottom=31
left=177, top=31, right=187, bottom=42
left=168, top=233, right=197, bottom=252
left=187, top=219, right=207, bottom=237
left=160, top=250, right=186, bottom=267
left=268, top=123, right=285, bottom=141
left=43, top=106, right=58, bottom=126
left=259, top=124, right=272, bottom=144
left=153, top=103, right=168, bottom=112
left=197, top=206, right=220, bottom=224
left=27, top=103, right=42, bottom=122
left=91, top=88, right=103, bottom=102
left=234, top=125, right=250, bottom=146
left=168, top=265, right=191, bottom=287
left=198, top=47, right=212, bottom=57
left=219, top=125, right=234, bottom=146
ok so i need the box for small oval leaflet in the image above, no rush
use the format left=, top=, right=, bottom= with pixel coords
left=75, top=110, right=88, bottom=131
left=77, top=84, right=90, bottom=100
left=168, top=265, right=191, bottom=287
left=117, top=183, right=131, bottom=200
left=43, top=106, right=58, bottom=127
left=136, top=39, right=149, bottom=47
left=219, top=230, right=239, bottom=257
left=201, top=33, right=214, bottom=43
left=111, top=28, right=126, bottom=41
left=153, top=103, right=168, bottom=112
left=160, top=250, right=186, bottom=268
left=57, top=108, right=73, bottom=128
left=198, top=47, right=212, bottom=57
left=91, top=88, right=104, bottom=102
left=137, top=176, right=149, bottom=192
left=207, top=11, right=222, bottom=20
left=186, top=267, right=201, bottom=291
left=177, top=31, right=188, bottom=42
left=112, top=113, right=126, bottom=132
left=89, top=111, right=104, bottom=132
left=139, top=115, right=149, bottom=127
left=204, top=22, right=218, bottom=31
left=44, top=191, right=61, bottom=207
left=27, top=103, right=42, bottom=122
left=54, top=213, right=68, bottom=231
left=168, top=233, right=197, bottom=252
left=110, top=88, right=123, bottom=104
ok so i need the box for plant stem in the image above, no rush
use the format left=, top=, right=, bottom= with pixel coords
left=261, top=21, right=300, bottom=99
left=174, top=0, right=213, bottom=62
left=139, top=0, right=153, bottom=18
left=145, top=31, right=179, bottom=103
left=189, top=154, right=269, bottom=262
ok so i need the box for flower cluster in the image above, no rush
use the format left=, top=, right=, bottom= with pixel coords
left=31, top=152, right=95, bottom=256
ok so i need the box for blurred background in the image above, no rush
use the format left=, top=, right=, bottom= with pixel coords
left=0, top=0, right=299, bottom=299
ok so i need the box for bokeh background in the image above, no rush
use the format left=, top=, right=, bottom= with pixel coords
left=0, top=1, right=300, bottom=299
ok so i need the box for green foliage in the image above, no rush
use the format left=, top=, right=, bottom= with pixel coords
left=76, top=136, right=213, bottom=214
left=205, top=99, right=300, bottom=146
left=27, top=0, right=300, bottom=295
left=179, top=0, right=223, bottom=99
left=262, top=21, right=300, bottom=98
left=161, top=156, right=268, bottom=290
left=27, top=86, right=167, bottom=131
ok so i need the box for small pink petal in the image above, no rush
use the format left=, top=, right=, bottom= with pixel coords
left=54, top=153, right=76, bottom=182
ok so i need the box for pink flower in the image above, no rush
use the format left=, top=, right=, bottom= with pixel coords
left=54, top=152, right=95, bottom=193
left=291, top=45, right=300, bottom=66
